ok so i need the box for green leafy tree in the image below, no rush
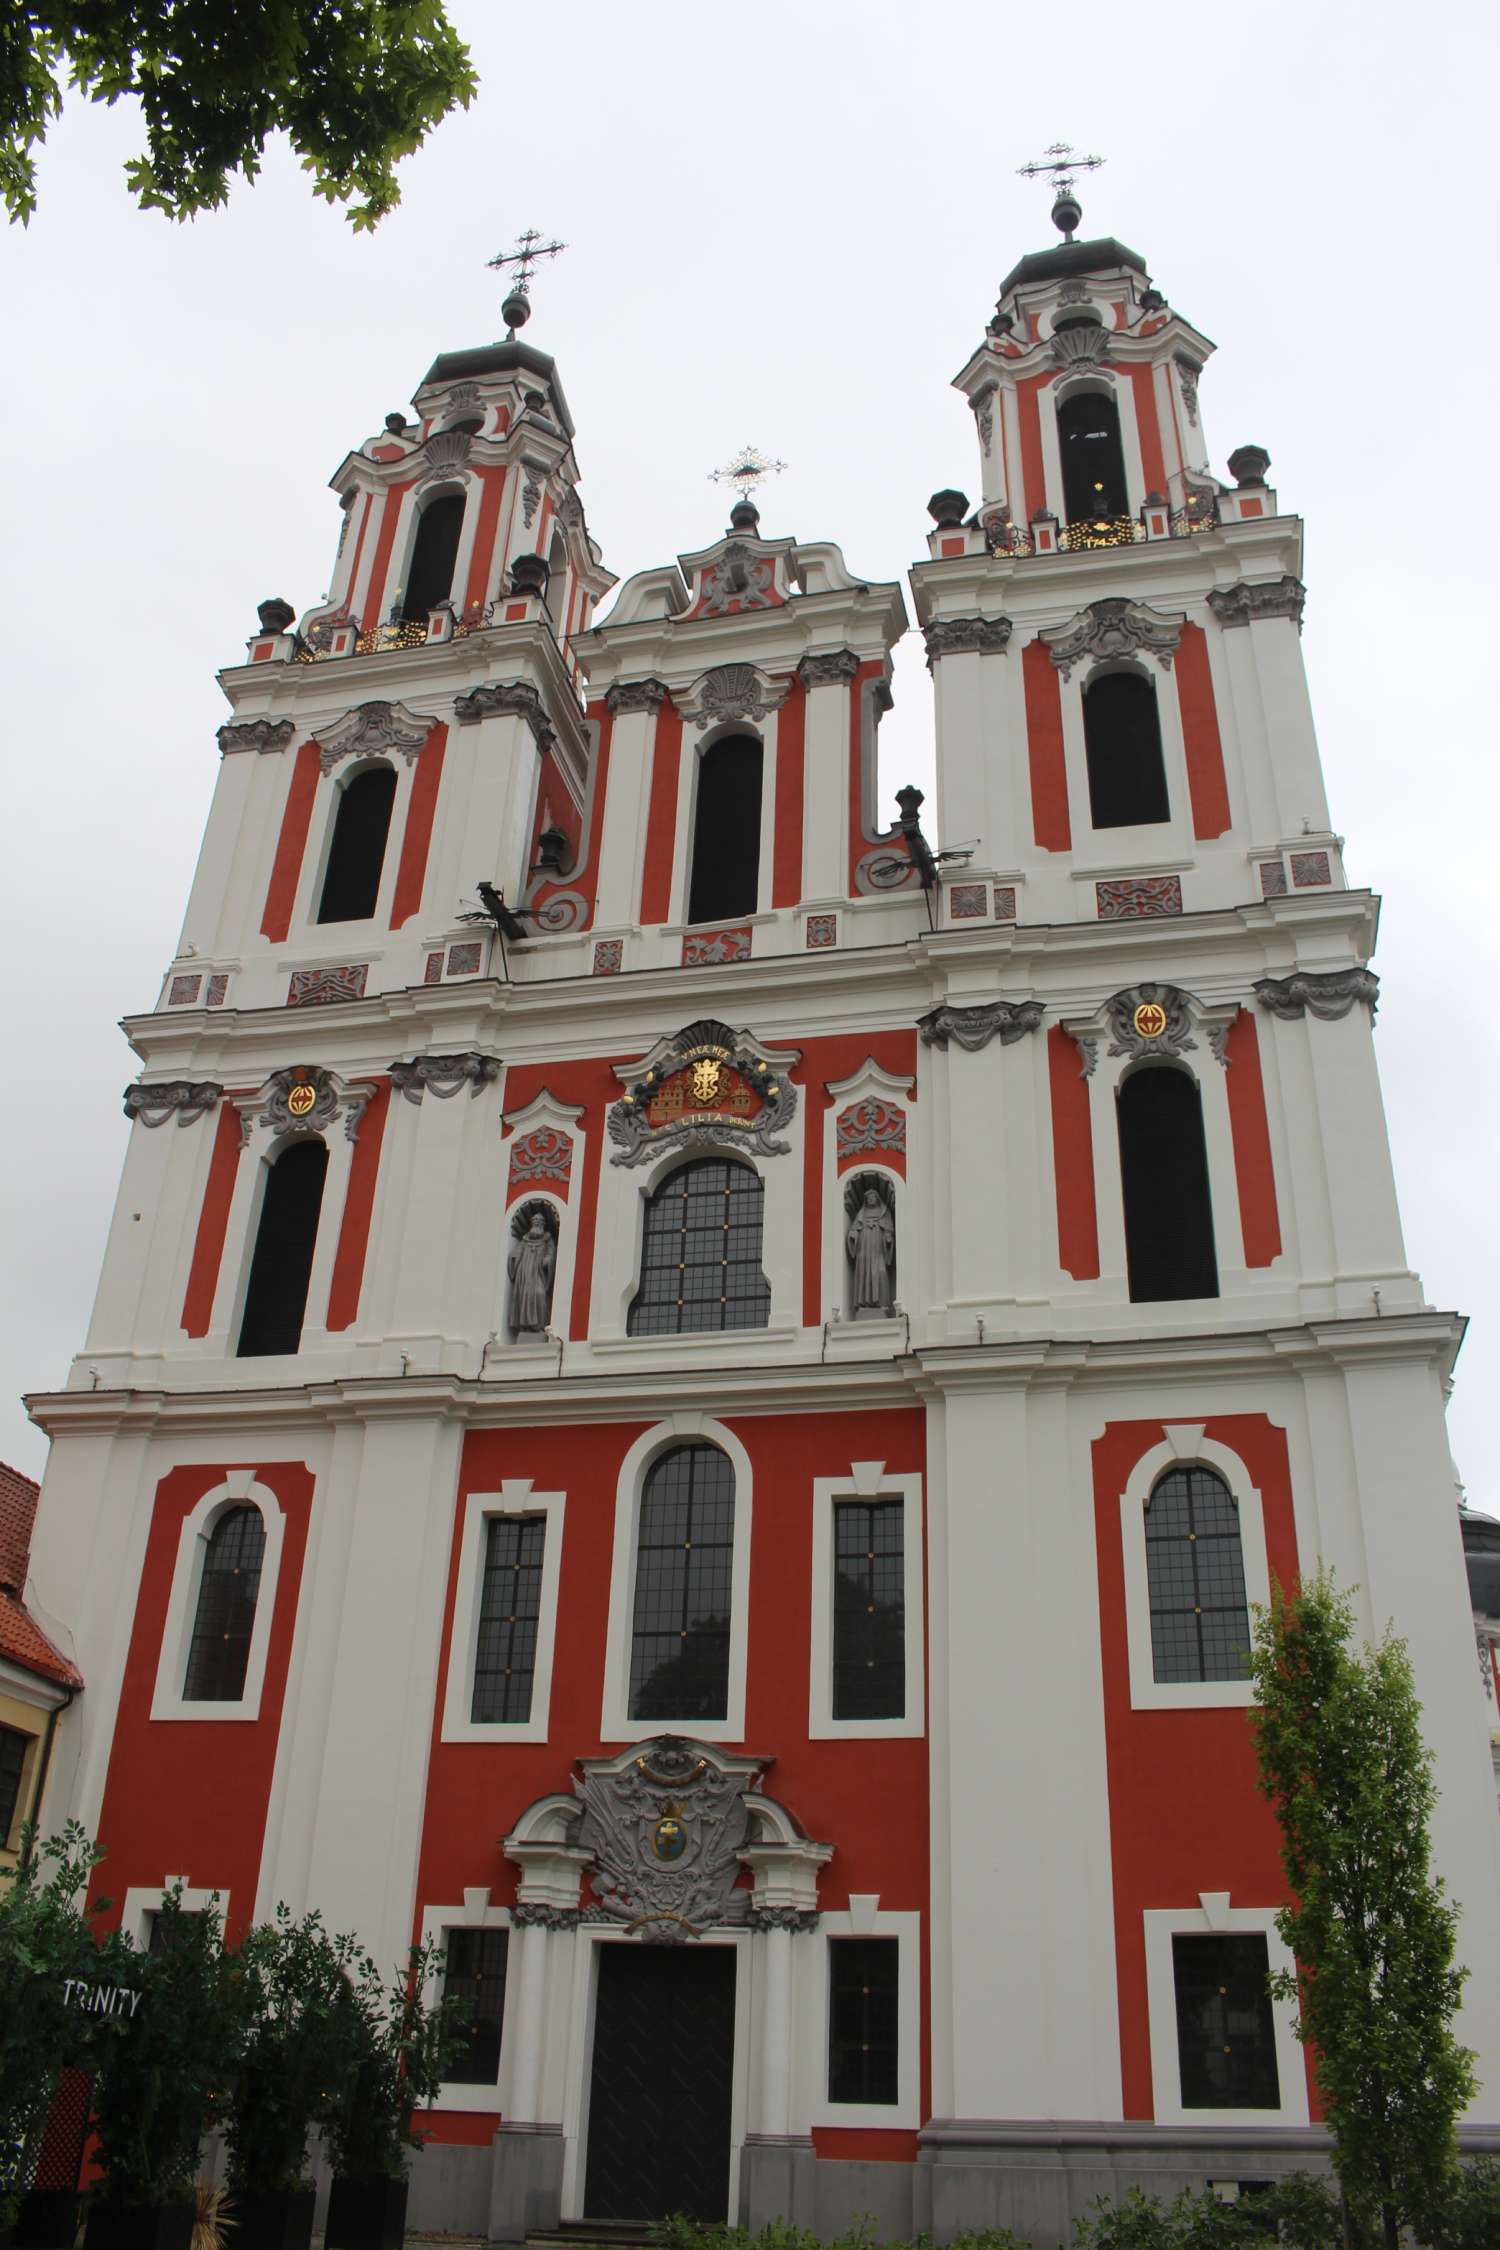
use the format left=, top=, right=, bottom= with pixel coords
left=1250, top=1571, right=1475, bottom=2247
left=3, top=3, right=477, bottom=228
left=224, top=1906, right=359, bottom=2196
left=320, top=1936, right=463, bottom=2184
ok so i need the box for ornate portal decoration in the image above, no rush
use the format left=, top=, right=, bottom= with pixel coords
left=218, top=717, right=294, bottom=757
left=922, top=616, right=1013, bottom=668
left=797, top=649, right=861, bottom=689
left=676, top=662, right=790, bottom=734
left=1105, top=983, right=1202, bottom=1063
left=243, top=1065, right=373, bottom=1145
left=1254, top=967, right=1379, bottom=1022
left=1206, top=577, right=1307, bottom=631
left=608, top=1018, right=799, bottom=1167
left=604, top=677, right=669, bottom=716
left=699, top=544, right=777, bottom=617
left=918, top=998, right=1044, bottom=1052
left=315, top=700, right=436, bottom=775
left=453, top=678, right=556, bottom=749
left=835, top=1097, right=907, bottom=1164
left=388, top=1052, right=500, bottom=1105
left=1043, top=597, right=1185, bottom=681
left=573, top=1738, right=769, bottom=1942
left=124, top=1080, right=222, bottom=1129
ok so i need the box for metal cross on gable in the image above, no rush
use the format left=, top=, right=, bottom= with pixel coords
left=1016, top=140, right=1105, bottom=198
left=486, top=228, right=567, bottom=334
left=708, top=444, right=787, bottom=502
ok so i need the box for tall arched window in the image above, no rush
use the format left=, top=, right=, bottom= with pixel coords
left=401, top=492, right=465, bottom=621
left=317, top=764, right=396, bottom=923
left=237, top=1139, right=329, bottom=1356
left=687, top=735, right=762, bottom=924
left=183, top=1505, right=267, bottom=1700
left=1058, top=387, right=1129, bottom=522
left=1083, top=671, right=1170, bottom=828
left=1117, top=1068, right=1218, bottom=1303
left=627, top=1158, right=770, bottom=1336
left=629, top=1442, right=735, bottom=1720
left=1145, top=1465, right=1250, bottom=1683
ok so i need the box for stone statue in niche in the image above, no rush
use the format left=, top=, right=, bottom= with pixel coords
left=845, top=1174, right=896, bottom=1318
left=508, top=1201, right=558, bottom=1334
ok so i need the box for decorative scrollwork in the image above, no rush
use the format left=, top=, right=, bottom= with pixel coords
left=797, top=649, right=861, bottom=688
left=316, top=700, right=436, bottom=774
left=922, top=615, right=1013, bottom=668
left=388, top=1052, right=501, bottom=1104
left=218, top=718, right=294, bottom=756
left=453, top=679, right=556, bottom=748
left=1104, top=983, right=1199, bottom=1063
left=835, top=1097, right=906, bottom=1163
left=746, top=1906, right=820, bottom=1932
left=604, top=677, right=669, bottom=715
left=608, top=1021, right=799, bottom=1167
left=510, top=1902, right=580, bottom=1930
left=918, top=999, right=1044, bottom=1052
left=1254, top=968, right=1379, bottom=1022
left=1207, top=578, right=1307, bottom=631
left=124, top=1080, right=222, bottom=1128
left=529, top=889, right=589, bottom=933
left=680, top=662, right=789, bottom=734
left=1044, top=598, right=1183, bottom=680
left=573, top=1736, right=767, bottom=1942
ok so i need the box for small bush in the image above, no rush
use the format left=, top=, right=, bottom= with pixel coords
left=1425, top=2157, right=1500, bottom=2249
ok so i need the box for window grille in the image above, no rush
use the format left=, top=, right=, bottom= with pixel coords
left=1172, top=1932, right=1280, bottom=2109
left=236, top=1138, right=329, bottom=1357
left=832, top=1500, right=905, bottom=1719
left=828, top=1936, right=900, bottom=2104
left=0, top=1725, right=28, bottom=1845
left=1145, top=1466, right=1250, bottom=1683
left=183, top=1505, right=266, bottom=1701
left=627, top=1158, right=770, bottom=1336
left=628, top=1443, right=735, bottom=1721
left=443, top=1926, right=510, bottom=2084
left=471, top=1515, right=546, bottom=1724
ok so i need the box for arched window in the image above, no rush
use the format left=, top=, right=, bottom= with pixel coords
left=236, top=1139, right=329, bottom=1356
left=1058, top=386, right=1129, bottom=522
left=1117, top=1068, right=1219, bottom=1303
left=401, top=492, right=465, bottom=621
left=183, top=1505, right=267, bottom=1701
left=316, top=764, right=396, bottom=923
left=628, top=1442, right=735, bottom=1720
left=687, top=735, right=762, bottom=924
left=1145, top=1465, right=1250, bottom=1683
left=627, top=1157, right=770, bottom=1336
left=1083, top=671, right=1170, bottom=828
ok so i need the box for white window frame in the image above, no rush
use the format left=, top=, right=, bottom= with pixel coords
left=441, top=1481, right=566, bottom=1744
left=807, top=1904, right=921, bottom=2129
left=420, top=1897, right=514, bottom=2113
left=150, top=1472, right=286, bottom=1722
left=599, top=1417, right=752, bottom=1743
left=1119, top=1427, right=1269, bottom=1711
left=121, top=1881, right=228, bottom=1951
left=1144, top=1898, right=1307, bottom=2128
left=809, top=1465, right=923, bottom=1739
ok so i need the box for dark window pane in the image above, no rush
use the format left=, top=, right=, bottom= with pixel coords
left=828, top=1938, right=900, bottom=2105
left=0, top=1726, right=28, bottom=1845
left=471, top=1515, right=546, bottom=1723
left=236, top=1139, right=330, bottom=1356
left=1117, top=1068, right=1218, bottom=1303
left=183, top=1505, right=266, bottom=1701
left=627, top=1159, right=770, bottom=1337
left=1083, top=672, right=1170, bottom=828
left=1145, top=1467, right=1250, bottom=1685
left=688, top=734, right=762, bottom=924
left=443, top=1927, right=509, bottom=2085
left=1058, top=386, right=1129, bottom=521
left=317, top=763, right=396, bottom=924
left=402, top=493, right=465, bottom=620
left=1172, top=1933, right=1280, bottom=2109
left=629, top=1444, right=735, bottom=1720
left=832, top=1501, right=905, bottom=1720
left=147, top=1907, right=201, bottom=1956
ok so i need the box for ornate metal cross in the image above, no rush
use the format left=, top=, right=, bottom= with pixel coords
left=486, top=229, right=567, bottom=332
left=1016, top=141, right=1105, bottom=198
left=708, top=444, right=787, bottom=502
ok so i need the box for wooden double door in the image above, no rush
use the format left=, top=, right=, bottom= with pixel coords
left=583, top=1942, right=737, bottom=2222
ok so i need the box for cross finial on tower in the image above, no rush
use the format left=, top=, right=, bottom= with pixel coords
left=1017, top=141, right=1105, bottom=241
left=709, top=445, right=787, bottom=503
left=486, top=228, right=567, bottom=337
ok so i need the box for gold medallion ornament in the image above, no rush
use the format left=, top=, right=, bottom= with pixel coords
left=287, top=1080, right=317, bottom=1118
left=1133, top=1001, right=1168, bottom=1040
left=690, top=1056, right=723, bottom=1105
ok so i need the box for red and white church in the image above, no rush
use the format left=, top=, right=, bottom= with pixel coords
left=23, top=184, right=1500, bottom=2242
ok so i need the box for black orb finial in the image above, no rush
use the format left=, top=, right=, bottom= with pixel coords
left=257, top=597, right=296, bottom=634
left=928, top=489, right=969, bottom=530
left=502, top=288, right=531, bottom=336
left=729, top=497, right=761, bottom=535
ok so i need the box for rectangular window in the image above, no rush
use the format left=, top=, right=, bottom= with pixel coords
left=471, top=1516, right=546, bottom=1724
left=832, top=1500, right=905, bottom=1720
left=443, top=1927, right=510, bottom=2085
left=0, top=1726, right=29, bottom=1845
left=828, top=1936, right=900, bottom=2105
left=1172, top=1933, right=1280, bottom=2110
left=147, top=1908, right=201, bottom=1956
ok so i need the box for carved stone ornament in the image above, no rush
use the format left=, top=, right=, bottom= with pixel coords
left=510, top=1902, right=580, bottom=1931
left=679, top=663, right=790, bottom=734
left=247, top=1065, right=373, bottom=1145
left=1174, top=354, right=1202, bottom=427
left=521, top=456, right=547, bottom=529
left=922, top=615, right=1013, bottom=668
left=971, top=380, right=996, bottom=452
left=1050, top=320, right=1111, bottom=370
left=698, top=542, right=778, bottom=618
left=746, top=1905, right=820, bottom=1932
left=316, top=700, right=436, bottom=775
left=604, top=677, right=669, bottom=715
left=528, top=889, right=589, bottom=933
left=1254, top=967, right=1379, bottom=1022
left=453, top=679, right=556, bottom=748
left=836, top=1097, right=906, bottom=1163
left=1104, top=983, right=1204, bottom=1064
left=218, top=718, right=294, bottom=757
left=1206, top=577, right=1307, bottom=631
left=1044, top=598, right=1185, bottom=682
left=509, top=1199, right=559, bottom=1334
left=573, top=1737, right=768, bottom=1942
left=918, top=999, right=1044, bottom=1052
left=608, top=1018, right=799, bottom=1167
left=388, top=1052, right=501, bottom=1105
left=416, top=427, right=473, bottom=490
left=797, top=649, right=861, bottom=689
left=124, top=1080, right=222, bottom=1128
left=1478, top=1628, right=1494, bottom=1701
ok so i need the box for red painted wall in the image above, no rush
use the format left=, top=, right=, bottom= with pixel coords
left=772, top=677, right=806, bottom=909
left=1175, top=625, right=1232, bottom=841
left=1224, top=1011, right=1282, bottom=1268
left=1047, top=1028, right=1099, bottom=1279
left=1022, top=643, right=1071, bottom=851
left=389, top=725, right=448, bottom=930
left=181, top=1100, right=245, bottom=1337
left=326, top=1081, right=391, bottom=1331
left=261, top=739, right=321, bottom=942
left=639, top=701, right=683, bottom=926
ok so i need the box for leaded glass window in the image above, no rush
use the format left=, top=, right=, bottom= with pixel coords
left=627, top=1158, right=770, bottom=1337
left=828, top=1936, right=899, bottom=2105
left=628, top=1443, right=735, bottom=1721
left=832, top=1500, right=905, bottom=1720
left=443, top=1927, right=510, bottom=2084
left=1172, top=1933, right=1279, bottom=2109
left=1145, top=1466, right=1250, bottom=1684
left=182, top=1505, right=266, bottom=1702
left=471, top=1515, right=546, bottom=1724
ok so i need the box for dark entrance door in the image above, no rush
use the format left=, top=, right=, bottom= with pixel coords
left=583, top=1942, right=737, bottom=2221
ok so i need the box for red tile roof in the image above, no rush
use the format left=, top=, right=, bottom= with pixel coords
left=0, top=1462, right=83, bottom=1690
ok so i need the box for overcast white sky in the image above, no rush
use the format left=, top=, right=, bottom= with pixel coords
left=2, top=0, right=1495, bottom=1500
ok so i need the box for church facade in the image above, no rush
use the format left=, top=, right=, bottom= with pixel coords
left=24, top=194, right=1500, bottom=2242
